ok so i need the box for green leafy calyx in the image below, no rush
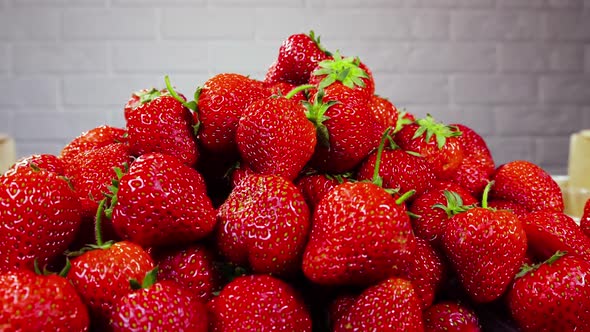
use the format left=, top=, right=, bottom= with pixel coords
left=308, top=30, right=331, bottom=56
left=432, top=190, right=476, bottom=218
left=130, top=267, right=159, bottom=290
left=413, top=114, right=462, bottom=149
left=515, top=251, right=567, bottom=279
left=312, top=51, right=369, bottom=90
left=303, top=88, right=337, bottom=149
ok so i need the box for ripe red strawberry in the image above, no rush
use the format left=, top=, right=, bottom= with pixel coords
left=306, top=85, right=380, bottom=173
left=126, top=84, right=199, bottom=166
left=490, top=160, right=564, bottom=213
left=309, top=51, right=375, bottom=102
left=67, top=240, right=154, bottom=324
left=109, top=274, right=208, bottom=332
left=357, top=148, right=437, bottom=200
left=521, top=210, right=590, bottom=261
left=236, top=96, right=316, bottom=181
left=111, top=153, right=216, bottom=248
left=368, top=95, right=415, bottom=135
left=124, top=87, right=172, bottom=121
left=508, top=252, right=590, bottom=332
left=9, top=153, right=65, bottom=175
left=197, top=73, right=271, bottom=155
left=409, top=184, right=478, bottom=247
left=265, top=31, right=330, bottom=86
left=217, top=174, right=310, bottom=276
left=228, top=161, right=255, bottom=188
left=295, top=172, right=350, bottom=211
left=487, top=199, right=529, bottom=219
left=153, top=244, right=220, bottom=302
left=328, top=294, right=358, bottom=328
left=334, top=278, right=424, bottom=332
left=0, top=166, right=82, bottom=272
left=267, top=81, right=306, bottom=102
left=209, top=274, right=312, bottom=332
left=0, top=269, right=89, bottom=332
left=442, top=184, right=527, bottom=303
left=423, top=301, right=481, bottom=332
left=402, top=238, right=447, bottom=310
left=447, top=124, right=495, bottom=197
left=60, top=125, right=127, bottom=164
left=303, top=181, right=416, bottom=286
left=395, top=115, right=464, bottom=180
left=582, top=198, right=590, bottom=238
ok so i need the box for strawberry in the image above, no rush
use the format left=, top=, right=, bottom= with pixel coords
left=487, top=199, right=529, bottom=219
left=508, top=252, right=590, bottom=332
left=216, top=174, right=310, bottom=276
left=0, top=268, right=89, bottom=332
left=490, top=160, right=564, bottom=213
left=582, top=198, right=590, bottom=238
left=328, top=294, right=358, bottom=328
left=447, top=124, right=495, bottom=197
left=109, top=270, right=208, bottom=332
left=228, top=161, right=255, bottom=188
left=236, top=96, right=316, bottom=181
left=196, top=73, right=271, bottom=156
left=153, top=244, right=220, bottom=302
left=267, top=81, right=306, bottom=102
left=402, top=237, right=447, bottom=310
left=442, top=182, right=527, bottom=303
left=295, top=172, right=350, bottom=212
left=334, top=278, right=424, bottom=332
left=309, top=51, right=375, bottom=102
left=209, top=274, right=312, bottom=332
left=60, top=125, right=127, bottom=164
left=423, top=301, right=481, bottom=332
left=67, top=206, right=154, bottom=325
left=409, top=184, right=478, bottom=247
left=9, top=153, right=65, bottom=175
left=127, top=81, right=199, bottom=167
left=111, top=153, right=217, bottom=247
left=0, top=165, right=82, bottom=272
left=395, top=115, right=464, bottom=180
left=368, top=95, right=415, bottom=135
left=305, top=85, right=380, bottom=173
left=265, top=31, right=330, bottom=86
left=123, top=87, right=172, bottom=121
left=302, top=181, right=416, bottom=286
left=520, top=210, right=590, bottom=261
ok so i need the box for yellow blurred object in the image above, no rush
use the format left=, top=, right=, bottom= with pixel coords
left=0, top=134, right=16, bottom=174
left=563, top=129, right=590, bottom=218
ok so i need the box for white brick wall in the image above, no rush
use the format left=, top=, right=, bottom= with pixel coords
left=0, top=0, right=589, bottom=174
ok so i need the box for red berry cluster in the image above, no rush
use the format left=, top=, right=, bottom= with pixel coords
left=1, top=31, right=589, bottom=332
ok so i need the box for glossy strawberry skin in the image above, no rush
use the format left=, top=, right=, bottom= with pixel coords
left=488, top=199, right=529, bottom=219
left=0, top=269, right=89, bottom=332
left=217, top=174, right=310, bottom=276
left=409, top=184, right=478, bottom=247
left=60, top=125, right=127, bottom=164
left=111, top=153, right=216, bottom=248
left=328, top=294, right=358, bottom=328
left=508, top=255, right=590, bottom=332
left=334, top=278, right=424, bottom=332
left=423, top=301, right=481, bottom=332
left=267, top=33, right=330, bottom=86
left=521, top=210, right=590, bottom=261
left=395, top=123, right=465, bottom=180
left=581, top=198, right=590, bottom=238
left=9, top=154, right=65, bottom=175
left=109, top=280, right=208, bottom=332
left=490, top=160, right=564, bottom=213
left=67, top=241, right=154, bottom=322
left=303, top=182, right=416, bottom=286
left=368, top=95, right=399, bottom=133
left=267, top=82, right=306, bottom=102
left=236, top=97, right=316, bottom=181
left=309, top=84, right=381, bottom=173
left=357, top=148, right=437, bottom=199
left=443, top=208, right=527, bottom=303
left=127, top=95, right=199, bottom=167
left=153, top=244, right=220, bottom=302
left=0, top=167, right=82, bottom=272
left=295, top=173, right=344, bottom=211
left=198, top=73, right=270, bottom=155
left=209, top=275, right=312, bottom=332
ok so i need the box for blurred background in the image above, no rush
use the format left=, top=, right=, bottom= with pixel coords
left=0, top=0, right=588, bottom=174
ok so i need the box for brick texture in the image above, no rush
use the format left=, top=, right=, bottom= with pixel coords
left=0, top=2, right=588, bottom=173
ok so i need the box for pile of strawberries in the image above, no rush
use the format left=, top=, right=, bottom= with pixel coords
left=1, top=31, right=590, bottom=332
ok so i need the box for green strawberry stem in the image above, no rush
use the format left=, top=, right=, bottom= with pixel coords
left=413, top=114, right=462, bottom=150
left=95, top=198, right=107, bottom=246
left=394, top=109, right=414, bottom=134
left=29, top=162, right=41, bottom=172
left=303, top=88, right=337, bottom=148
left=130, top=267, right=159, bottom=290
left=396, top=190, right=416, bottom=205
left=481, top=180, right=494, bottom=209
left=285, top=84, right=315, bottom=100
left=164, top=75, right=198, bottom=112
left=312, top=51, right=368, bottom=90
left=32, top=258, right=71, bottom=277
left=515, top=251, right=567, bottom=279
left=432, top=190, right=475, bottom=217
left=372, top=127, right=393, bottom=187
